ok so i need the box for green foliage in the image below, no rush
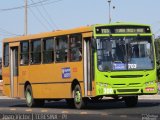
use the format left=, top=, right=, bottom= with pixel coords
left=155, top=38, right=160, bottom=81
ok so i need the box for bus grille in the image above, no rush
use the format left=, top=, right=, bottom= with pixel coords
left=110, top=75, right=143, bottom=78
left=117, top=89, right=139, bottom=92
left=129, top=83, right=141, bottom=86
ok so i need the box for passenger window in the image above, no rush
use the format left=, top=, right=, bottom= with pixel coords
left=3, top=43, right=9, bottom=67
left=31, top=40, right=41, bottom=64
left=43, top=38, right=54, bottom=63
left=20, top=41, right=29, bottom=65
left=55, top=36, right=68, bottom=62
left=69, top=34, right=82, bottom=61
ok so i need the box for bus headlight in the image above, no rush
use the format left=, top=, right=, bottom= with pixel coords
left=145, top=82, right=149, bottom=86
left=97, top=83, right=108, bottom=87
left=145, top=81, right=155, bottom=86
left=104, top=83, right=108, bottom=87
left=99, top=83, right=103, bottom=87
left=97, top=82, right=103, bottom=87
left=150, top=81, right=154, bottom=85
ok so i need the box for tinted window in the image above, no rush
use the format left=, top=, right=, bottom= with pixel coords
left=31, top=40, right=41, bottom=64
left=20, top=41, right=29, bottom=65
left=56, top=36, right=68, bottom=62
left=69, top=34, right=82, bottom=61
left=96, top=36, right=154, bottom=71
left=43, top=38, right=54, bottom=63
left=3, top=43, right=9, bottom=67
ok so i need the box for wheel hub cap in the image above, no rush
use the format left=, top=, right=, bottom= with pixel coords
left=26, top=91, right=32, bottom=104
left=75, top=91, right=81, bottom=103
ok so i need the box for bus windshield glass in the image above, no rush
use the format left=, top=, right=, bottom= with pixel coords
left=96, top=36, right=154, bottom=71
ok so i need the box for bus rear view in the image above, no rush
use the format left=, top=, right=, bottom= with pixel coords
left=93, top=23, right=158, bottom=107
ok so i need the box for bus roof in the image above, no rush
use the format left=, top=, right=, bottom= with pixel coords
left=3, top=22, right=151, bottom=43
left=94, top=22, right=150, bottom=27
left=3, top=26, right=92, bottom=43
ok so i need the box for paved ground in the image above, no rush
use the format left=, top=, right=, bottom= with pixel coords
left=139, top=94, right=160, bottom=99
left=0, top=96, right=160, bottom=120
left=0, top=84, right=160, bottom=120
left=0, top=80, right=3, bottom=96
left=1, top=94, right=160, bottom=100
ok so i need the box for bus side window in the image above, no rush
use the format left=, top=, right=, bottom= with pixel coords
left=69, top=34, right=82, bottom=62
left=3, top=43, right=9, bottom=67
left=55, top=36, right=68, bottom=62
left=43, top=38, right=54, bottom=63
left=30, top=40, right=41, bottom=64
left=20, top=41, right=29, bottom=65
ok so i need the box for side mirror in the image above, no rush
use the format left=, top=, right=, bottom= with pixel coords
left=92, top=38, right=97, bottom=49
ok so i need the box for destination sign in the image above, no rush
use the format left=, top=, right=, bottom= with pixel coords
left=96, top=27, right=110, bottom=34
left=115, top=28, right=145, bottom=33
left=95, top=26, right=151, bottom=34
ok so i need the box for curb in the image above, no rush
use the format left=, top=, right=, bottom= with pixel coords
left=0, top=95, right=160, bottom=100
left=0, top=96, right=15, bottom=99
left=138, top=95, right=160, bottom=100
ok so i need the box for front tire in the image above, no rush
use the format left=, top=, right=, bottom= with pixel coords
left=25, top=85, right=44, bottom=107
left=73, top=85, right=86, bottom=109
left=124, top=96, right=138, bottom=107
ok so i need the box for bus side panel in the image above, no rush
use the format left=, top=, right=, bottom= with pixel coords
left=32, top=83, right=72, bottom=98
left=18, top=84, right=25, bottom=98
left=18, top=66, right=30, bottom=98
left=19, top=61, right=84, bottom=99
left=2, top=67, right=11, bottom=97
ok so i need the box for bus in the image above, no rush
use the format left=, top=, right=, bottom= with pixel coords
left=2, top=22, right=158, bottom=109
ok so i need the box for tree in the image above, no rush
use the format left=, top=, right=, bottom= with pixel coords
left=155, top=37, right=160, bottom=81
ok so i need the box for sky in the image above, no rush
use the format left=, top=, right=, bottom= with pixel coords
left=0, top=0, right=160, bottom=57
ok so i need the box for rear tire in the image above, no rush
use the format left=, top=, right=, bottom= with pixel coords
left=124, top=96, right=138, bottom=107
left=25, top=85, right=44, bottom=107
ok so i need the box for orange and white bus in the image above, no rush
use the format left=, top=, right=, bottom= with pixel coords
left=2, top=23, right=158, bottom=109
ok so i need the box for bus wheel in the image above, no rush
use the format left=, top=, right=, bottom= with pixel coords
left=124, top=96, right=138, bottom=107
left=25, top=85, right=44, bottom=107
left=73, top=85, right=86, bottom=109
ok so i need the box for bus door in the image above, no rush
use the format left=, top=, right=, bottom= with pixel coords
left=84, top=38, right=93, bottom=96
left=9, top=42, right=19, bottom=97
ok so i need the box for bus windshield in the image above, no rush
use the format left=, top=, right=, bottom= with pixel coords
left=96, top=36, right=154, bottom=71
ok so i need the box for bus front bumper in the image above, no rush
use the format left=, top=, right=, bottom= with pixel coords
left=96, top=83, right=158, bottom=96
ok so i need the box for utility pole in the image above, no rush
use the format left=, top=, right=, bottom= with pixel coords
left=25, top=0, right=28, bottom=35
left=108, top=0, right=111, bottom=24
